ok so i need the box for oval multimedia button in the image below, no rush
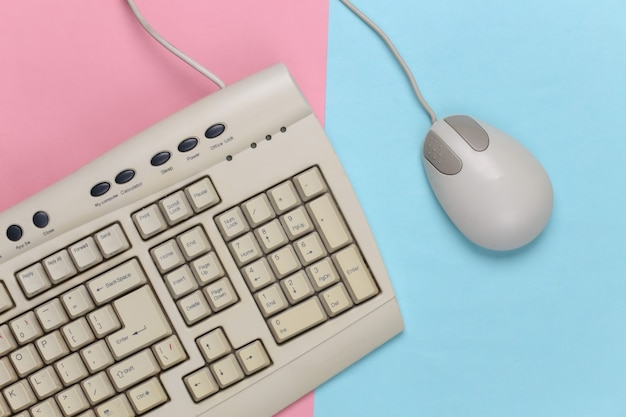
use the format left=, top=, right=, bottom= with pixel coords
left=205, top=123, right=225, bottom=139
left=151, top=151, right=171, bottom=166
left=115, top=169, right=136, bottom=184
left=91, top=182, right=111, bottom=197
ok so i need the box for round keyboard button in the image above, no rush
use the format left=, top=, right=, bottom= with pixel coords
left=7, top=225, right=23, bottom=242
left=178, top=138, right=199, bottom=153
left=33, top=211, right=50, bottom=228
left=151, top=151, right=171, bottom=166
left=115, top=169, right=136, bottom=184
left=91, top=182, right=111, bottom=197
left=205, top=123, right=225, bottom=139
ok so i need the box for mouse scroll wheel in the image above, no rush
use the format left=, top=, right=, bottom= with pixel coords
left=423, top=131, right=462, bottom=175
left=444, top=115, right=489, bottom=151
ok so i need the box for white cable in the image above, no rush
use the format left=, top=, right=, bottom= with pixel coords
left=339, top=0, right=438, bottom=124
left=126, top=0, right=226, bottom=89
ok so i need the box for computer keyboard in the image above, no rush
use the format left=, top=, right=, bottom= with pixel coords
left=0, top=64, right=404, bottom=417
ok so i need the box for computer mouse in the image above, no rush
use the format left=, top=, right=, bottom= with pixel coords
left=422, top=115, right=553, bottom=251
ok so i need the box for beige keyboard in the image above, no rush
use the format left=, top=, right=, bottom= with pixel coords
left=0, top=64, right=404, bottom=417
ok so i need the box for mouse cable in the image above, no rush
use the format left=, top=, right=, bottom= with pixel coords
left=126, top=0, right=226, bottom=89
left=339, top=0, right=437, bottom=124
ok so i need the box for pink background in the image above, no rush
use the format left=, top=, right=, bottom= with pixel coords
left=0, top=1, right=329, bottom=416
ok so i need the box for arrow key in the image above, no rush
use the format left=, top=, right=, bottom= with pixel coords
left=184, top=368, right=219, bottom=402
left=236, top=340, right=271, bottom=376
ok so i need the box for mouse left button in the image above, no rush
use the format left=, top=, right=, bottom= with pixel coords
left=423, top=131, right=462, bottom=175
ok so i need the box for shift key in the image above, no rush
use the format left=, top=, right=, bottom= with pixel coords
left=107, top=286, right=172, bottom=359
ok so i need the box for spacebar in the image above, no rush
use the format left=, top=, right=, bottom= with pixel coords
left=267, top=297, right=328, bottom=343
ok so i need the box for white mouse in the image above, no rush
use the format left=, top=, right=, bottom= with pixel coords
left=422, top=115, right=553, bottom=251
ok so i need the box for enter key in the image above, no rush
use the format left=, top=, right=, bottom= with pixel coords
left=107, top=286, right=172, bottom=359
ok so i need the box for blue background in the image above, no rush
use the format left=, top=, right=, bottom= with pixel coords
left=319, top=0, right=626, bottom=416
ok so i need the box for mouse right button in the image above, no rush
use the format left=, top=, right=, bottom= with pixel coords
left=444, top=115, right=489, bottom=151
left=423, top=131, right=462, bottom=175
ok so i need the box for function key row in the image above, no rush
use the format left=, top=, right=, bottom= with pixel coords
left=14, top=223, right=131, bottom=300
left=132, top=177, right=220, bottom=240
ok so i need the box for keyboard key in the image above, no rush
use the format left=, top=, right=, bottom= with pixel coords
left=95, top=394, right=134, bottom=417
left=55, top=352, right=88, bottom=385
left=87, top=259, right=147, bottom=305
left=10, top=312, right=43, bottom=344
left=0, top=396, right=10, bottom=417
left=242, top=194, right=275, bottom=227
left=0, top=325, right=18, bottom=356
left=29, top=397, right=63, bottom=417
left=280, top=271, right=314, bottom=304
left=94, top=223, right=130, bottom=258
left=0, top=282, right=13, bottom=313
left=82, top=372, right=116, bottom=405
left=254, top=283, right=289, bottom=318
left=160, top=190, right=193, bottom=225
left=164, top=265, right=198, bottom=299
left=177, top=225, right=211, bottom=260
left=128, top=377, right=168, bottom=414
left=332, top=245, right=379, bottom=303
left=184, top=367, right=219, bottom=401
left=61, top=318, right=95, bottom=351
left=229, top=232, right=263, bottom=266
left=107, top=286, right=171, bottom=359
left=56, top=385, right=90, bottom=416
left=3, top=379, right=37, bottom=412
left=236, top=340, right=271, bottom=375
left=132, top=204, right=168, bottom=239
left=61, top=286, right=95, bottom=318
left=241, top=258, right=276, bottom=291
left=35, top=331, right=70, bottom=364
left=268, top=245, right=301, bottom=278
left=294, top=232, right=327, bottom=265
left=43, top=250, right=77, bottom=284
left=306, top=258, right=340, bottom=291
left=210, top=354, right=244, bottom=388
left=190, top=252, right=224, bottom=285
left=150, top=239, right=185, bottom=273
left=197, top=328, right=231, bottom=362
left=35, top=299, right=69, bottom=332
left=204, top=278, right=238, bottom=312
left=87, top=305, right=121, bottom=338
left=108, top=349, right=159, bottom=391
left=307, top=194, right=352, bottom=251
left=216, top=207, right=249, bottom=240
left=69, top=237, right=103, bottom=271
left=254, top=219, right=288, bottom=253
left=16, top=264, right=51, bottom=298
left=268, top=181, right=300, bottom=214
left=177, top=291, right=212, bottom=325
left=0, top=357, right=17, bottom=389
left=280, top=206, right=314, bottom=240
left=293, top=166, right=328, bottom=200
left=81, top=340, right=114, bottom=373
left=268, top=297, right=328, bottom=343
left=320, top=283, right=354, bottom=317
left=28, top=366, right=62, bottom=399
left=153, top=335, right=187, bottom=369
left=10, top=344, right=43, bottom=377
left=185, top=177, right=220, bottom=212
